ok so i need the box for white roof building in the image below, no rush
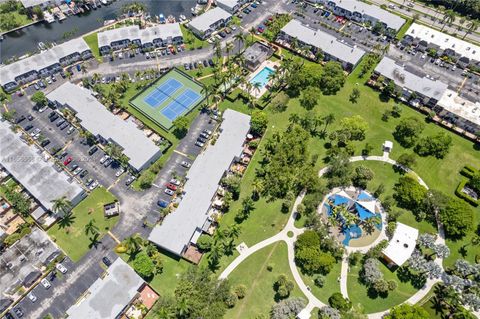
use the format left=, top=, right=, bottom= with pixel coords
left=406, top=23, right=480, bottom=62
left=148, top=109, right=250, bottom=256
left=188, top=7, right=231, bottom=34
left=437, top=89, right=480, bottom=130
left=66, top=258, right=144, bottom=319
left=97, top=23, right=183, bottom=48
left=280, top=20, right=365, bottom=68
left=0, top=120, right=85, bottom=213
left=46, top=82, right=162, bottom=171
left=382, top=222, right=419, bottom=266
left=215, top=0, right=246, bottom=12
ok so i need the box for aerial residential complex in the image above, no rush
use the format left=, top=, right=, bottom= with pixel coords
left=0, top=120, right=86, bottom=216
left=97, top=23, right=184, bottom=55
left=215, top=0, right=251, bottom=13
left=46, top=82, right=163, bottom=171
left=149, top=109, right=251, bottom=258
left=0, top=38, right=92, bottom=92
left=188, top=7, right=232, bottom=39
left=278, top=19, right=366, bottom=71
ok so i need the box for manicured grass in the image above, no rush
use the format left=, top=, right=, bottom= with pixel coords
left=226, top=242, right=306, bottom=319
left=181, top=24, right=208, bottom=50
left=396, top=18, right=413, bottom=40
left=347, top=261, right=417, bottom=313
left=0, top=11, right=32, bottom=33
left=299, top=261, right=342, bottom=304
left=83, top=33, right=101, bottom=61
left=48, top=187, right=118, bottom=262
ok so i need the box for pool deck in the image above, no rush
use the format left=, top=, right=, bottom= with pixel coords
left=243, top=60, right=280, bottom=99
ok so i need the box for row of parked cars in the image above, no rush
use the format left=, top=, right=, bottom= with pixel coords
left=184, top=58, right=215, bottom=71
left=195, top=128, right=212, bottom=148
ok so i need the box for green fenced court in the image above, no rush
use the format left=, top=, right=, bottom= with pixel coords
left=130, top=68, right=205, bottom=130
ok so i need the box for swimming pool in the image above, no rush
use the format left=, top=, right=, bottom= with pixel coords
left=249, top=66, right=275, bottom=89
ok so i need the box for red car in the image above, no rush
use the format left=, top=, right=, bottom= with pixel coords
left=257, top=26, right=265, bottom=33
left=165, top=183, right=177, bottom=191
left=63, top=157, right=72, bottom=166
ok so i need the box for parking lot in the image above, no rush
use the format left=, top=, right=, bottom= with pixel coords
left=388, top=45, right=480, bottom=101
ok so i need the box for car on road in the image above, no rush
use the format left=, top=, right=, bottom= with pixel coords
left=41, top=278, right=51, bottom=289
left=170, top=178, right=181, bottom=186
left=125, top=175, right=136, bottom=186
left=166, top=183, right=177, bottom=191
left=102, top=256, right=112, bottom=266
left=56, top=263, right=68, bottom=274
left=27, top=293, right=37, bottom=303
left=157, top=200, right=169, bottom=208
left=100, top=155, right=110, bottom=164
left=89, top=180, right=99, bottom=190
left=88, top=146, right=98, bottom=155
left=164, top=188, right=175, bottom=196
left=195, top=141, right=205, bottom=147
left=181, top=161, right=191, bottom=168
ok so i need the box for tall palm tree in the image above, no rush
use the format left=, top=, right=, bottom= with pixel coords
left=201, top=84, right=211, bottom=105
left=227, top=224, right=241, bottom=239
left=249, top=26, right=256, bottom=43
left=92, top=73, right=101, bottom=84
left=252, top=179, right=263, bottom=198
left=463, top=20, right=479, bottom=39
left=125, top=234, right=143, bottom=256
left=105, top=142, right=123, bottom=159
left=441, top=9, right=456, bottom=31
left=225, top=41, right=234, bottom=61
left=234, top=32, right=246, bottom=53
left=51, top=196, right=72, bottom=216
left=322, top=113, right=335, bottom=132
left=85, top=219, right=99, bottom=236
left=80, top=63, right=87, bottom=74
left=176, top=297, right=191, bottom=318
left=156, top=307, right=174, bottom=319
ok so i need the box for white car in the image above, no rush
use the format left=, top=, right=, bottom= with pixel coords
left=38, top=105, right=48, bottom=113
left=89, top=180, right=99, bottom=190
left=28, top=293, right=37, bottom=303
left=73, top=167, right=82, bottom=175
left=99, top=155, right=110, bottom=164
left=181, top=161, right=191, bottom=168
left=56, top=263, right=67, bottom=274
left=41, top=278, right=51, bottom=289
left=164, top=188, right=175, bottom=196
left=170, top=178, right=181, bottom=186
left=115, top=168, right=125, bottom=177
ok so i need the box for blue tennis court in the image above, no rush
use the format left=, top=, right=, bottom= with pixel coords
left=161, top=89, right=201, bottom=121
left=144, top=78, right=182, bottom=108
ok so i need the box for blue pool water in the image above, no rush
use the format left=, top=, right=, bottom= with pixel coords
left=250, top=67, right=275, bottom=89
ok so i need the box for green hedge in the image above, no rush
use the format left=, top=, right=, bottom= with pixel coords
left=455, top=178, right=479, bottom=207
left=460, top=165, right=477, bottom=178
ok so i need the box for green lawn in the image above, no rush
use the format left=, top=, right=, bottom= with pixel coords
left=48, top=187, right=118, bottom=262
left=83, top=32, right=101, bottom=61
left=0, top=11, right=32, bottom=33
left=181, top=24, right=209, bottom=50
left=226, top=241, right=306, bottom=319
left=299, top=261, right=342, bottom=304
left=347, top=262, right=418, bottom=313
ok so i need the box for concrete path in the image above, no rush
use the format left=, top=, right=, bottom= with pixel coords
left=220, top=147, right=455, bottom=318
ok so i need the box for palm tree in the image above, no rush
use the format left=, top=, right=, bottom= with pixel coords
left=463, top=20, right=479, bottom=39
left=125, top=234, right=143, bottom=256
left=208, top=244, right=222, bottom=269
left=252, top=179, right=263, bottom=199
left=105, top=142, right=123, bottom=159
left=51, top=196, right=72, bottom=216
left=441, top=9, right=456, bottom=31
left=252, top=81, right=262, bottom=96
left=80, top=63, right=87, bottom=74
left=85, top=219, right=99, bottom=236
left=249, top=26, right=256, bottom=43
left=201, top=85, right=211, bottom=105
left=362, top=215, right=381, bottom=235
left=322, top=113, right=335, bottom=132
left=176, top=297, right=191, bottom=318
left=156, top=307, right=174, bottom=319
left=234, top=32, right=246, bottom=53
left=92, top=73, right=101, bottom=84
left=225, top=41, right=234, bottom=61
left=227, top=224, right=241, bottom=239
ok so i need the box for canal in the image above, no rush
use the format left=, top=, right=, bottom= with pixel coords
left=0, top=0, right=196, bottom=63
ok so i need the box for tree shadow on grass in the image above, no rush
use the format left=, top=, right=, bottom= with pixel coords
left=88, top=234, right=102, bottom=249
left=57, top=213, right=76, bottom=229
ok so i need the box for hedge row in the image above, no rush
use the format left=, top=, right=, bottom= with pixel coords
left=460, top=165, right=477, bottom=178
left=455, top=178, right=479, bottom=207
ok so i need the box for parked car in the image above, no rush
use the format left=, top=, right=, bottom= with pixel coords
left=79, top=169, right=88, bottom=178
left=27, top=293, right=37, bottom=303
left=157, top=200, right=169, bottom=208
left=181, top=161, right=191, bottom=168
left=59, top=122, right=69, bottom=130
left=104, top=158, right=113, bottom=167
left=125, top=175, right=136, bottom=186
left=89, top=180, right=99, bottom=190
left=15, top=115, right=26, bottom=124
left=67, top=126, right=75, bottom=135
left=164, top=188, right=175, bottom=196
left=41, top=278, right=51, bottom=289
left=70, top=164, right=79, bottom=171
left=85, top=178, right=94, bottom=186
left=63, top=157, right=73, bottom=166
left=170, top=178, right=181, bottom=186
left=24, top=124, right=34, bottom=131
left=56, top=263, right=68, bottom=274
left=102, top=256, right=112, bottom=266
left=13, top=307, right=23, bottom=317
left=56, top=119, right=65, bottom=127
left=27, top=114, right=34, bottom=121
left=73, top=167, right=82, bottom=175
left=50, top=113, right=59, bottom=122
left=195, top=141, right=205, bottom=147
left=88, top=146, right=98, bottom=155
left=184, top=63, right=190, bottom=70
left=208, top=59, right=214, bottom=66
left=166, top=183, right=177, bottom=191
left=40, top=139, right=51, bottom=147
left=115, top=168, right=125, bottom=177
left=197, top=137, right=207, bottom=143
left=203, top=129, right=212, bottom=135
left=34, top=83, right=40, bottom=90
left=99, top=155, right=110, bottom=164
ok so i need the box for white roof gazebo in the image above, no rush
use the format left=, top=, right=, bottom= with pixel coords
left=383, top=140, right=393, bottom=152
left=382, top=222, right=419, bottom=267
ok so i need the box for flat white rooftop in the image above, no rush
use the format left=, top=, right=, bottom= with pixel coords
left=149, top=109, right=250, bottom=256
left=375, top=57, right=448, bottom=101
left=66, top=258, right=144, bottom=319
left=334, top=0, right=405, bottom=31
left=97, top=23, right=182, bottom=48
left=281, top=19, right=366, bottom=66
left=188, top=7, right=231, bottom=33
left=46, top=82, right=161, bottom=171
left=216, top=0, right=240, bottom=10
left=0, top=120, right=84, bottom=212
left=20, top=0, right=49, bottom=8
left=0, top=38, right=90, bottom=86
left=406, top=23, right=480, bottom=61
left=383, top=222, right=418, bottom=266
left=438, top=89, right=480, bottom=127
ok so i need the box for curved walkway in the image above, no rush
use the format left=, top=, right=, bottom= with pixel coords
left=220, top=151, right=448, bottom=318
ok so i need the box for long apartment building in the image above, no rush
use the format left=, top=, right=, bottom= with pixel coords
left=0, top=38, right=92, bottom=92
left=46, top=82, right=162, bottom=172
left=278, top=19, right=366, bottom=71
left=97, top=23, right=183, bottom=56
left=148, top=109, right=250, bottom=257
left=188, top=7, right=232, bottom=39
left=215, top=0, right=251, bottom=13
left=373, top=57, right=480, bottom=134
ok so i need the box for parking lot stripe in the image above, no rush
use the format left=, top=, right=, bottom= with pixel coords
left=107, top=231, right=121, bottom=244
left=457, top=76, right=468, bottom=93
left=173, top=150, right=190, bottom=158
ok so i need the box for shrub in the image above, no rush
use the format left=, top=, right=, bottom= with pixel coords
left=455, top=178, right=479, bottom=207
left=328, top=292, right=352, bottom=312
left=348, top=252, right=363, bottom=266
left=387, top=279, right=398, bottom=291
left=115, top=244, right=128, bottom=253
left=314, top=275, right=325, bottom=288
left=132, top=252, right=155, bottom=279
left=224, top=291, right=237, bottom=308
left=234, top=284, right=247, bottom=299
left=196, top=234, right=213, bottom=251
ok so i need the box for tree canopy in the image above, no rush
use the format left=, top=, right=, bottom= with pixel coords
left=319, top=61, right=346, bottom=95
left=393, top=176, right=427, bottom=211
left=393, top=117, right=425, bottom=148
left=384, top=304, right=429, bottom=319
left=439, top=197, right=474, bottom=238
left=250, top=110, right=268, bottom=136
